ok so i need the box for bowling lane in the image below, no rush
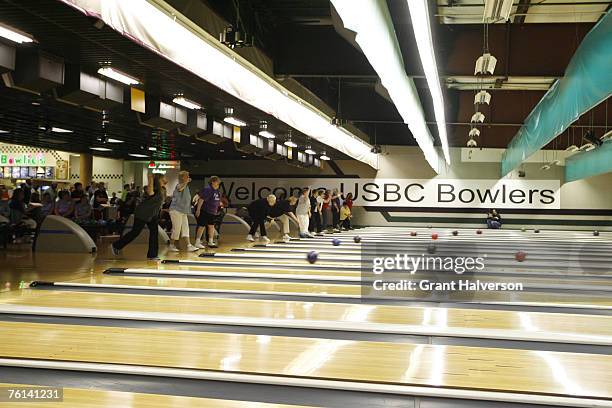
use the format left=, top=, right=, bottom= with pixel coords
left=42, top=273, right=612, bottom=296
left=1, top=321, right=611, bottom=403
left=0, top=383, right=310, bottom=408
left=1, top=291, right=611, bottom=344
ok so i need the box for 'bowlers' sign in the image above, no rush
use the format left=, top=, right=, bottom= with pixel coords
left=219, top=178, right=561, bottom=209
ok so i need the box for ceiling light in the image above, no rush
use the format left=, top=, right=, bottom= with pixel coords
left=565, top=145, right=579, bottom=152
left=173, top=96, right=201, bottom=110
left=320, top=152, right=330, bottom=161
left=38, top=126, right=73, bottom=133
left=0, top=22, right=34, bottom=43
left=467, top=138, right=478, bottom=148
left=284, top=139, right=297, bottom=148
left=483, top=0, right=514, bottom=23
left=475, top=53, right=497, bottom=75
left=258, top=130, right=275, bottom=139
left=406, top=0, right=450, bottom=165
left=471, top=112, right=485, bottom=123
left=106, top=138, right=124, bottom=143
left=474, top=90, right=492, bottom=105
left=331, top=0, right=439, bottom=170
left=97, top=67, right=140, bottom=85
left=128, top=153, right=148, bottom=158
left=601, top=129, right=612, bottom=142
left=469, top=128, right=480, bottom=137
left=90, top=147, right=112, bottom=152
left=540, top=164, right=551, bottom=171
left=548, top=160, right=560, bottom=166
left=304, top=148, right=316, bottom=155
left=223, top=107, right=247, bottom=127
left=0, top=129, right=9, bottom=134
left=579, top=143, right=595, bottom=151
left=148, top=146, right=157, bottom=151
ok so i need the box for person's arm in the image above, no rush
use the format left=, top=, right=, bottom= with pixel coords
left=288, top=211, right=299, bottom=224
left=145, top=174, right=154, bottom=197
left=195, top=198, right=204, bottom=217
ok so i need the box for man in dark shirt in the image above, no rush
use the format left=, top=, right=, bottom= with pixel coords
left=71, top=182, right=85, bottom=202
left=93, top=182, right=109, bottom=209
left=111, top=173, right=167, bottom=259
left=246, top=194, right=277, bottom=243
left=267, top=196, right=299, bottom=241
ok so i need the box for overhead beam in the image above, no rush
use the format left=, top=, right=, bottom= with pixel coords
left=514, top=0, right=532, bottom=24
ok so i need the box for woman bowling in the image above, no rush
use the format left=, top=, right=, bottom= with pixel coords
left=111, top=173, right=167, bottom=260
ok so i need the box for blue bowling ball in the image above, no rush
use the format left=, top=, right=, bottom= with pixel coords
left=353, top=236, right=362, bottom=243
left=332, top=238, right=341, bottom=246
left=307, top=250, right=319, bottom=264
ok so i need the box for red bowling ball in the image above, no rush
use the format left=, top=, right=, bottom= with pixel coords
left=431, top=233, right=438, bottom=240
left=515, top=251, right=527, bottom=262
left=476, top=230, right=483, bottom=235
left=410, top=231, right=417, bottom=236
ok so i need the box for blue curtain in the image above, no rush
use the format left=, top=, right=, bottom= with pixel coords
left=501, top=10, right=612, bottom=177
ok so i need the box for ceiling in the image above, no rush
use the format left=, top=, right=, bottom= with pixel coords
left=0, top=0, right=610, bottom=162
left=0, top=0, right=348, bottom=162
left=202, top=0, right=611, bottom=149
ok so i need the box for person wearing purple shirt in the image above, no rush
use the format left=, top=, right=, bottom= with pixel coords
left=194, top=175, right=221, bottom=248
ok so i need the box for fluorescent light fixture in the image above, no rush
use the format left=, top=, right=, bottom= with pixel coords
left=284, top=139, right=297, bottom=148
left=38, top=126, right=73, bottom=133
left=173, top=96, right=201, bottom=110
left=89, top=146, right=112, bottom=152
left=483, top=0, right=514, bottom=23
left=565, top=144, right=579, bottom=152
left=475, top=53, right=497, bottom=75
left=474, top=90, right=492, bottom=105
left=0, top=22, right=34, bottom=43
left=579, top=143, right=595, bottom=151
left=540, top=164, right=551, bottom=171
left=148, top=146, right=157, bottom=151
left=406, top=0, right=450, bottom=165
left=128, top=153, right=148, bottom=158
left=304, top=148, right=316, bottom=155
left=0, top=129, right=9, bottom=133
left=224, top=116, right=247, bottom=127
left=469, top=128, right=480, bottom=137
left=106, top=138, right=124, bottom=143
left=97, top=67, right=140, bottom=85
left=258, top=130, right=275, bottom=139
left=320, top=152, right=330, bottom=161
left=601, top=129, right=612, bottom=142
left=471, top=112, right=485, bottom=123
left=67, top=0, right=377, bottom=169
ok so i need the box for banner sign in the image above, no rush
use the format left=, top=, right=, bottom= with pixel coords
left=219, top=178, right=561, bottom=209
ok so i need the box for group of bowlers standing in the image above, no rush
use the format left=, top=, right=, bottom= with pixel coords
left=110, top=173, right=353, bottom=259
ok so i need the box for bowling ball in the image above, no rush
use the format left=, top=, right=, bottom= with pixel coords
left=452, top=230, right=458, bottom=236
left=593, top=231, right=600, bottom=236
left=410, top=231, right=417, bottom=237
left=307, top=250, right=319, bottom=264
left=427, top=225, right=432, bottom=229
left=534, top=229, right=540, bottom=233
left=427, top=244, right=437, bottom=254
left=476, top=230, right=482, bottom=235
left=353, top=236, right=362, bottom=243
left=515, top=251, right=527, bottom=262
left=431, top=233, right=438, bottom=240
left=332, top=238, right=341, bottom=246
left=521, top=227, right=526, bottom=232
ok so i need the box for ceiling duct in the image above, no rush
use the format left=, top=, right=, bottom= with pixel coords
left=261, top=139, right=283, bottom=160
left=141, top=97, right=187, bottom=130
left=12, top=49, right=64, bottom=93
left=0, top=42, right=16, bottom=74
left=196, top=120, right=232, bottom=144
left=181, top=110, right=208, bottom=136
left=236, top=128, right=264, bottom=154
left=57, top=65, right=123, bottom=110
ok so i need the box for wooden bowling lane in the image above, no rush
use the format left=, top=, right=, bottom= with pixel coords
left=43, top=273, right=612, bottom=296
left=118, top=267, right=361, bottom=281
left=0, top=384, right=310, bottom=408
left=1, top=322, right=612, bottom=404
left=2, top=290, right=611, bottom=344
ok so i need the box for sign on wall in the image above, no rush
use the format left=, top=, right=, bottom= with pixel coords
left=219, top=178, right=561, bottom=209
left=0, top=153, right=47, bottom=166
